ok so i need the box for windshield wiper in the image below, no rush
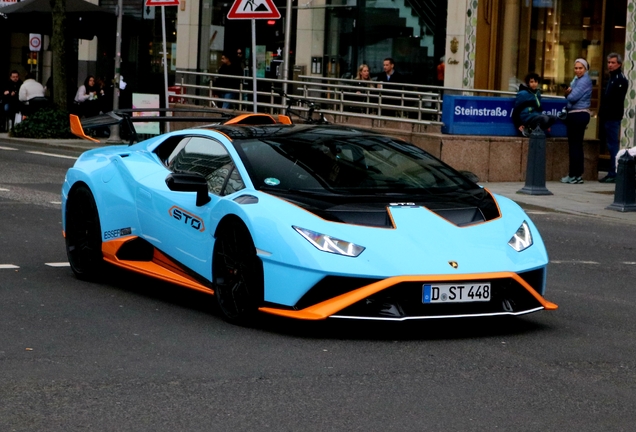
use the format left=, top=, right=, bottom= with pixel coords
left=259, top=186, right=333, bottom=195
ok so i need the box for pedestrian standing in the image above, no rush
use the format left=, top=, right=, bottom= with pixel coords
left=377, top=58, right=404, bottom=117
left=356, top=63, right=371, bottom=82
left=436, top=57, right=445, bottom=87
left=598, top=53, right=628, bottom=183
left=377, top=57, right=403, bottom=84
left=561, top=58, right=592, bottom=184
left=236, top=48, right=247, bottom=72
left=215, top=52, right=242, bottom=109
left=348, top=63, right=374, bottom=112
left=2, top=70, right=22, bottom=131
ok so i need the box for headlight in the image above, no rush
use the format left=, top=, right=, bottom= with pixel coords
left=293, top=226, right=365, bottom=257
left=508, top=221, right=533, bottom=252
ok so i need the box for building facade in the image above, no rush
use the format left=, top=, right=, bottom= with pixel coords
left=443, top=0, right=636, bottom=149
left=2, top=0, right=634, bottom=148
left=174, top=0, right=635, bottom=148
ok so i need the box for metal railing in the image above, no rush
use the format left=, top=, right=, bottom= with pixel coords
left=175, top=71, right=447, bottom=125
left=294, top=75, right=444, bottom=124
left=174, top=70, right=540, bottom=126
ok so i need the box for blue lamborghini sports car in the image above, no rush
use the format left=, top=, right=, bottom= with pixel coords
left=62, top=114, right=557, bottom=323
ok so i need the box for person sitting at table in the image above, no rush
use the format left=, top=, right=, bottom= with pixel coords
left=74, top=75, right=103, bottom=118
left=18, top=72, right=48, bottom=117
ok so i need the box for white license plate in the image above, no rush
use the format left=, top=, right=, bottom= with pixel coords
left=422, top=282, right=491, bottom=303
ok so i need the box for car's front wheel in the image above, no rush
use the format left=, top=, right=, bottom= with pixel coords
left=212, top=219, right=263, bottom=324
left=65, top=184, right=103, bottom=280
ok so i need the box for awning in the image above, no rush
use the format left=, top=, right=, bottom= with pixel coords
left=0, top=0, right=114, bottom=39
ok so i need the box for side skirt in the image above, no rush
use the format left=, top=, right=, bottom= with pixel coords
left=102, top=237, right=215, bottom=296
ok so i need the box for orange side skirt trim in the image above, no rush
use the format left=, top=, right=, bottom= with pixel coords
left=102, top=237, right=214, bottom=296
left=259, top=271, right=558, bottom=320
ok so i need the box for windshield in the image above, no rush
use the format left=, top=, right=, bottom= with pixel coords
left=236, top=133, right=477, bottom=195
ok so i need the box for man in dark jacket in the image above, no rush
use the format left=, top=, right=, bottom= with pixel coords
left=377, top=58, right=405, bottom=116
left=215, top=52, right=243, bottom=109
left=2, top=70, right=22, bottom=131
left=513, top=73, right=556, bottom=137
left=598, top=52, right=628, bottom=183
left=377, top=58, right=403, bottom=84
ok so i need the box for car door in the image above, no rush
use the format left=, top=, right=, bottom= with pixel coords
left=136, top=135, right=245, bottom=279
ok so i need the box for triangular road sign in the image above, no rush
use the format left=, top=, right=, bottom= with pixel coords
left=227, top=0, right=281, bottom=19
left=145, top=0, right=179, bottom=6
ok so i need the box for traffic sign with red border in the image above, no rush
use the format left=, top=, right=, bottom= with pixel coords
left=145, top=0, right=179, bottom=6
left=227, top=0, right=280, bottom=19
left=29, top=34, right=42, bottom=52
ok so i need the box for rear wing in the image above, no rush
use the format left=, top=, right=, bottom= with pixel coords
left=70, top=108, right=292, bottom=145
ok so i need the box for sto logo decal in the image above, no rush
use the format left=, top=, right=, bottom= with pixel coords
left=168, top=206, right=205, bottom=232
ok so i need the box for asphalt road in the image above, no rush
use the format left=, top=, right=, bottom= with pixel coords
left=1, top=142, right=635, bottom=431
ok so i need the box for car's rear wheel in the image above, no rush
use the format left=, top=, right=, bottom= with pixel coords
left=213, top=219, right=263, bottom=324
left=65, top=184, right=103, bottom=280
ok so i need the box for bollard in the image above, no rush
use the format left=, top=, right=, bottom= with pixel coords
left=518, top=128, right=553, bottom=195
left=606, top=150, right=636, bottom=212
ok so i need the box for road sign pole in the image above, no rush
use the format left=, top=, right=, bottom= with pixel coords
left=227, top=0, right=281, bottom=113
left=282, top=0, right=292, bottom=107
left=251, top=19, right=257, bottom=113
left=108, top=0, right=124, bottom=143
left=161, top=6, right=171, bottom=131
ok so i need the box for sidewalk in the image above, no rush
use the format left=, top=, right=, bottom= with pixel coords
left=1, top=132, right=634, bottom=224
left=482, top=180, right=636, bottom=225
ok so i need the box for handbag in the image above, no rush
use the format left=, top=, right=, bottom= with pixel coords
left=556, top=107, right=567, bottom=120
left=14, top=112, right=22, bottom=125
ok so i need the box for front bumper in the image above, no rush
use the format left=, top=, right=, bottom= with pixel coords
left=259, top=271, right=557, bottom=321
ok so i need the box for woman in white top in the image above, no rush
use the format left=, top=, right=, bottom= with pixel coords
left=74, top=75, right=103, bottom=117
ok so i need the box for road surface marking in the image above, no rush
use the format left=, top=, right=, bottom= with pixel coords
left=0, top=146, right=18, bottom=151
left=25, top=151, right=77, bottom=160
left=0, top=264, right=20, bottom=269
left=45, top=262, right=70, bottom=267
left=551, top=260, right=600, bottom=265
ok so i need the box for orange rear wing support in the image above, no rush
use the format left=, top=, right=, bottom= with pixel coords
left=222, top=113, right=293, bottom=125
left=277, top=115, right=292, bottom=124
left=69, top=114, right=100, bottom=143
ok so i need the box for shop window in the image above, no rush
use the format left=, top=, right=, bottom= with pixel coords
left=518, top=0, right=606, bottom=113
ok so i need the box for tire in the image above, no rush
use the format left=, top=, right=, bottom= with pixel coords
left=65, top=184, right=104, bottom=280
left=212, top=219, right=264, bottom=324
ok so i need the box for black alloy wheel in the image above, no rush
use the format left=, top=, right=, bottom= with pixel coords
left=212, top=219, right=264, bottom=324
left=65, top=185, right=104, bottom=280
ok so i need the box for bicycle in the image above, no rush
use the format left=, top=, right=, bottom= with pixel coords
left=279, top=91, right=330, bottom=125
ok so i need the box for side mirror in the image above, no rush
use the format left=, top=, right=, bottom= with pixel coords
left=165, top=172, right=212, bottom=206
left=459, top=170, right=480, bottom=183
